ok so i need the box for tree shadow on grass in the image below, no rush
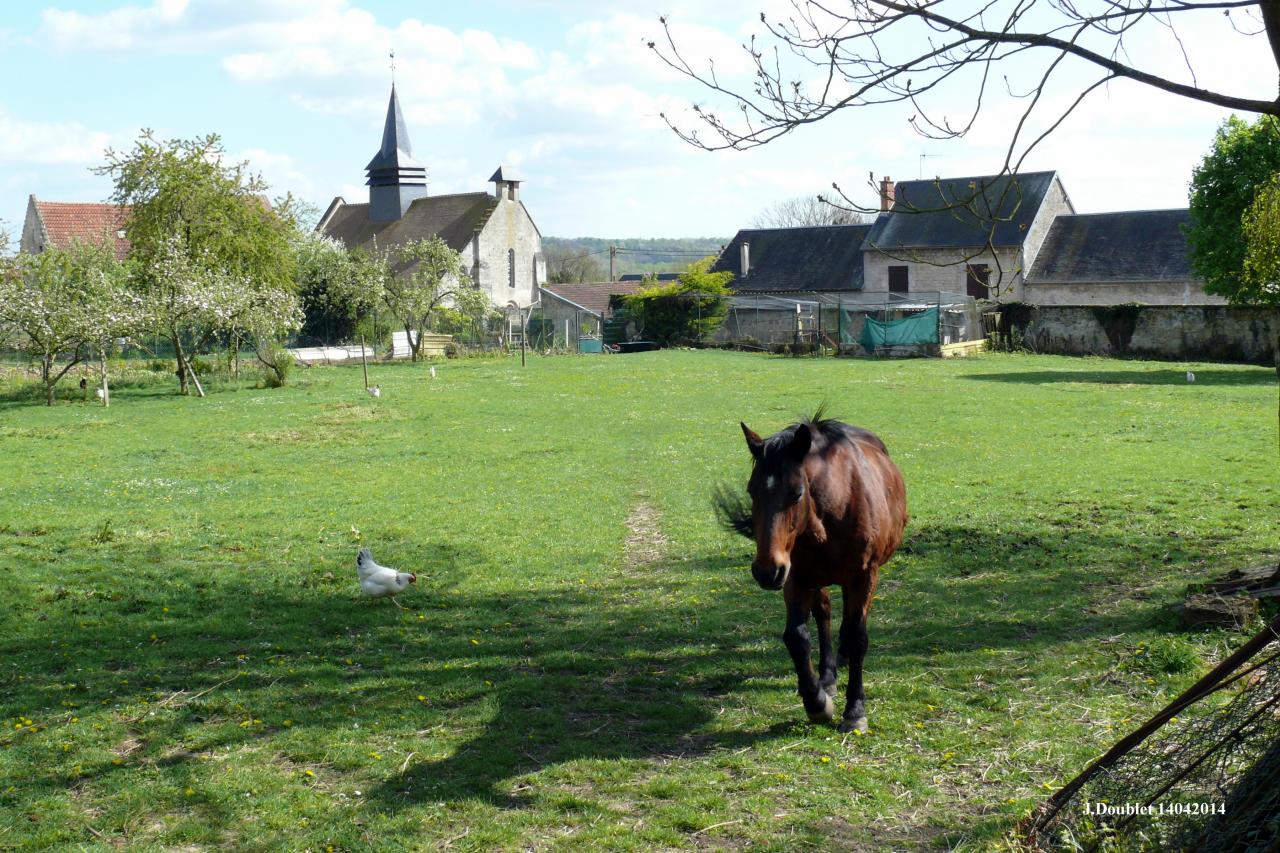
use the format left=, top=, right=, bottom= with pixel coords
left=0, top=517, right=1236, bottom=837
left=965, top=368, right=1277, bottom=386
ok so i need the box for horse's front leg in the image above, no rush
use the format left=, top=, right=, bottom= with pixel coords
left=782, top=584, right=834, bottom=724
left=837, top=572, right=877, bottom=734
left=813, top=588, right=837, bottom=699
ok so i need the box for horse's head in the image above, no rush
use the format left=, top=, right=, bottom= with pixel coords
left=740, top=421, right=826, bottom=590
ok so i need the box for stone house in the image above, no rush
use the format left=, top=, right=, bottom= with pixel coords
left=317, top=85, right=546, bottom=310
left=713, top=171, right=1223, bottom=306
left=19, top=197, right=130, bottom=259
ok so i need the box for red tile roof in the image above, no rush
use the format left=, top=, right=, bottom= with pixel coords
left=34, top=201, right=130, bottom=260
left=540, top=280, right=650, bottom=316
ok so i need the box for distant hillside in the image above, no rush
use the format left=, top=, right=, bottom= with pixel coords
left=543, top=236, right=728, bottom=279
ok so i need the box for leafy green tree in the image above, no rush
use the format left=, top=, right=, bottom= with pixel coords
left=620, top=257, right=732, bottom=346
left=66, top=241, right=144, bottom=407
left=381, top=237, right=474, bottom=361
left=1242, top=176, right=1280, bottom=306
left=1187, top=115, right=1280, bottom=304
left=294, top=233, right=384, bottom=344
left=96, top=131, right=298, bottom=391
left=431, top=285, right=493, bottom=344
left=0, top=242, right=142, bottom=406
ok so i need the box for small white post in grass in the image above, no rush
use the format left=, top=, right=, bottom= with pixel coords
left=360, top=335, right=370, bottom=390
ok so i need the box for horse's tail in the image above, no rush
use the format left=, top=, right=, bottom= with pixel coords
left=712, top=482, right=753, bottom=538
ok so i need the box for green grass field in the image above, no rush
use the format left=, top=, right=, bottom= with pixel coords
left=1, top=351, right=1277, bottom=851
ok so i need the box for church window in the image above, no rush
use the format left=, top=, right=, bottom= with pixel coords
left=508, top=249, right=516, bottom=288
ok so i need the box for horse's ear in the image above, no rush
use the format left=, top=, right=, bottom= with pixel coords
left=790, top=423, right=813, bottom=461
left=741, top=422, right=764, bottom=460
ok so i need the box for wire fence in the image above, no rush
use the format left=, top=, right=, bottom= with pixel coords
left=598, top=290, right=983, bottom=356
left=1, top=291, right=985, bottom=376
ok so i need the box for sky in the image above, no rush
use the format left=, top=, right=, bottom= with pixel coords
left=0, top=0, right=1276, bottom=242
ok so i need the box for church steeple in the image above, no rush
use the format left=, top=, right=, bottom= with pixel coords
left=366, top=84, right=428, bottom=221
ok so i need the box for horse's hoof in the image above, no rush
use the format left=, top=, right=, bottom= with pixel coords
left=838, top=715, right=868, bottom=734
left=805, top=691, right=835, bottom=724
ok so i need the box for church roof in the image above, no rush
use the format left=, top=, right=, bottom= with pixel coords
left=1026, top=209, right=1196, bottom=283
left=863, top=171, right=1057, bottom=250
left=712, top=224, right=871, bottom=292
left=319, top=192, right=498, bottom=256
left=365, top=85, right=426, bottom=179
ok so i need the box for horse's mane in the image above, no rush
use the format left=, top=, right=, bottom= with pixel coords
left=714, top=406, right=877, bottom=539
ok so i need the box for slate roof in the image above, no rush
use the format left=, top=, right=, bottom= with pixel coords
left=365, top=85, right=425, bottom=175
left=711, top=224, right=871, bottom=292
left=319, top=193, right=498, bottom=255
left=863, top=171, right=1057, bottom=250
left=32, top=200, right=130, bottom=260
left=1026, top=209, right=1196, bottom=283
left=540, top=281, right=649, bottom=316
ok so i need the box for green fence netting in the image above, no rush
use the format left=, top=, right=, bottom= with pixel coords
left=858, top=307, right=939, bottom=351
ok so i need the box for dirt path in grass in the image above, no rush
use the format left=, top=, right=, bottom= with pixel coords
left=624, top=502, right=668, bottom=567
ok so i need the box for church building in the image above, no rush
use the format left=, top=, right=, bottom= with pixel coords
left=317, top=85, right=545, bottom=309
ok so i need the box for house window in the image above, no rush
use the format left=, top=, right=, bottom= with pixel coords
left=966, top=264, right=991, bottom=299
left=888, top=265, right=909, bottom=294
left=508, top=249, right=516, bottom=288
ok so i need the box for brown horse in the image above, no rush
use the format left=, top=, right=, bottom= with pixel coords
left=717, top=411, right=908, bottom=733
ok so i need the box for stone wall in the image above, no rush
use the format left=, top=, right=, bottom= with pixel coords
left=1003, top=304, right=1278, bottom=364
left=1023, top=280, right=1227, bottom=306
left=473, top=197, right=544, bottom=309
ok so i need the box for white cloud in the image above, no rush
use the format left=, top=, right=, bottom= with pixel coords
left=0, top=107, right=115, bottom=166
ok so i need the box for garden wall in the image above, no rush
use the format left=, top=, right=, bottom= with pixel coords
left=1001, top=304, right=1277, bottom=365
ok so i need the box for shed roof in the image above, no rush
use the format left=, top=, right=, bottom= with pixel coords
left=712, top=224, right=871, bottom=292
left=863, top=171, right=1057, bottom=250
left=33, top=200, right=130, bottom=260
left=1026, top=209, right=1197, bottom=283
left=319, top=192, right=497, bottom=255
left=540, top=281, right=649, bottom=316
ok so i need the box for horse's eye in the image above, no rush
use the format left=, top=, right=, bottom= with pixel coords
left=786, top=484, right=805, bottom=505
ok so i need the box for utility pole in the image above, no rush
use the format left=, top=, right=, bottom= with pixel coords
left=609, top=245, right=617, bottom=281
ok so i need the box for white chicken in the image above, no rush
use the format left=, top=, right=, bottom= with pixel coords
left=367, top=385, right=381, bottom=398
left=356, top=548, right=416, bottom=607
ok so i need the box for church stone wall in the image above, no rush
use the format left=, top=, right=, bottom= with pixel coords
left=474, top=197, right=543, bottom=308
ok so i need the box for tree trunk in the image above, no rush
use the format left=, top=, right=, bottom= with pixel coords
left=406, top=324, right=420, bottom=362
left=173, top=332, right=189, bottom=395
left=42, top=352, right=54, bottom=406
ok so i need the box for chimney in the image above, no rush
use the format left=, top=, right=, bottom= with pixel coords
left=740, top=241, right=750, bottom=277
left=879, top=176, right=895, bottom=212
